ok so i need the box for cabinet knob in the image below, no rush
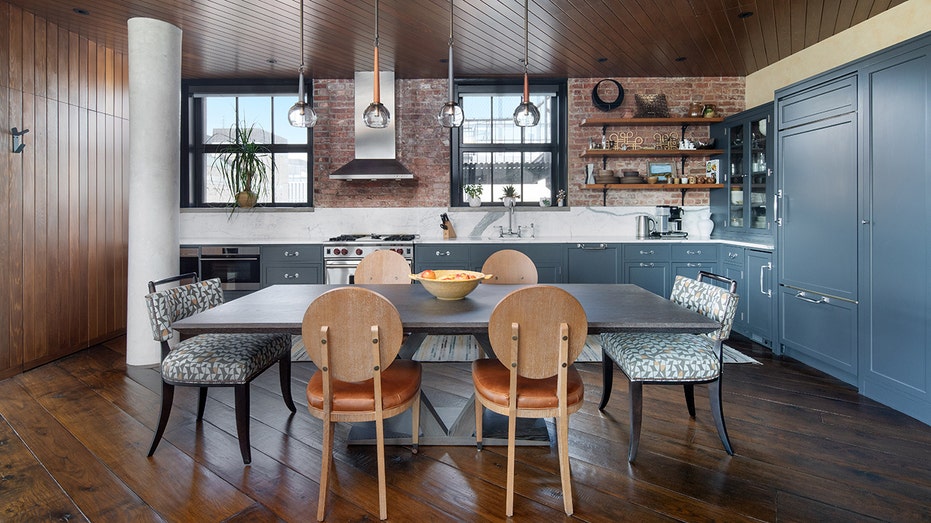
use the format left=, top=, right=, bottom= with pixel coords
left=284, top=250, right=300, bottom=257
left=284, top=272, right=300, bottom=279
left=435, top=250, right=451, bottom=256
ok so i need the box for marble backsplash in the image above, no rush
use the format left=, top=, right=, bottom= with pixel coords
left=179, top=205, right=714, bottom=244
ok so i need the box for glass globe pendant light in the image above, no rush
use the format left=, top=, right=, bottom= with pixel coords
left=437, top=0, right=464, bottom=128
left=513, top=0, right=540, bottom=127
left=288, top=0, right=318, bottom=127
left=363, top=0, right=390, bottom=128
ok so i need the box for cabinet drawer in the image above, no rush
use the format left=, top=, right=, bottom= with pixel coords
left=778, top=74, right=857, bottom=130
left=623, top=244, right=670, bottom=261
left=265, top=264, right=322, bottom=285
left=671, top=244, right=718, bottom=262
left=417, top=244, right=469, bottom=261
left=262, top=244, right=321, bottom=264
left=721, top=246, right=744, bottom=267
left=780, top=287, right=857, bottom=385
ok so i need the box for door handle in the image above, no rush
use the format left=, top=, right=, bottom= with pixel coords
left=794, top=292, right=828, bottom=304
left=284, top=250, right=300, bottom=257
left=577, top=243, right=607, bottom=250
left=435, top=250, right=452, bottom=256
left=283, top=272, right=300, bottom=279
left=759, top=262, right=772, bottom=297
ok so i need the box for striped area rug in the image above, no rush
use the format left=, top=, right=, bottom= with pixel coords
left=292, top=335, right=760, bottom=364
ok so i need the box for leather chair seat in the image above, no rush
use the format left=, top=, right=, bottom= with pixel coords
left=472, top=359, right=584, bottom=409
left=306, top=359, right=422, bottom=411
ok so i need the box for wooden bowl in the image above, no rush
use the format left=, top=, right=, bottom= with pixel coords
left=410, top=270, right=492, bottom=300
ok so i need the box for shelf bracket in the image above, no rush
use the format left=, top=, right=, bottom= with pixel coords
left=602, top=185, right=608, bottom=206
left=601, top=125, right=608, bottom=170
left=680, top=188, right=687, bottom=205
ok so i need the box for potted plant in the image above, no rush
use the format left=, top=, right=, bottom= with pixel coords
left=556, top=189, right=566, bottom=207
left=214, top=123, right=273, bottom=210
left=500, top=185, right=520, bottom=207
left=464, top=184, right=483, bottom=207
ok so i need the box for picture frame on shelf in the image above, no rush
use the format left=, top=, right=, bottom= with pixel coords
left=648, top=161, right=675, bottom=178
left=706, top=159, right=720, bottom=183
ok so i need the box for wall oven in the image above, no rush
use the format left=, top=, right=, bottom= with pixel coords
left=324, top=234, right=415, bottom=284
left=200, top=246, right=262, bottom=292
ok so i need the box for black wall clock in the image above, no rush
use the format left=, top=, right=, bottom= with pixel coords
left=591, top=79, right=624, bottom=111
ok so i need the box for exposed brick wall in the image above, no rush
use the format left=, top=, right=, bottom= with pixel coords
left=569, top=77, right=744, bottom=207
left=311, top=76, right=744, bottom=208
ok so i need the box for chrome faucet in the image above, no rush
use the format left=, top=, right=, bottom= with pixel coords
left=502, top=198, right=520, bottom=237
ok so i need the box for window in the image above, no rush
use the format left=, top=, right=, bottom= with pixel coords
left=182, top=81, right=312, bottom=208
left=450, top=79, right=567, bottom=207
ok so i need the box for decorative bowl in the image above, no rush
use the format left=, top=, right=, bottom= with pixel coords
left=410, top=270, right=492, bottom=300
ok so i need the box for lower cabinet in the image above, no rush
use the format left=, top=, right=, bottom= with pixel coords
left=721, top=246, right=747, bottom=332
left=780, top=286, right=858, bottom=386
left=671, top=244, right=718, bottom=283
left=470, top=244, right=566, bottom=283
left=622, top=244, right=670, bottom=297
left=567, top=243, right=619, bottom=284
left=414, top=244, right=471, bottom=272
left=744, top=249, right=775, bottom=348
left=261, top=244, right=324, bottom=285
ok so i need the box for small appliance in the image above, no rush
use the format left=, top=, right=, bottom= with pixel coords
left=652, top=205, right=688, bottom=238
left=636, top=215, right=655, bottom=238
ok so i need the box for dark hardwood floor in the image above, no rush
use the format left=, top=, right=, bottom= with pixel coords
left=2, top=335, right=930, bottom=522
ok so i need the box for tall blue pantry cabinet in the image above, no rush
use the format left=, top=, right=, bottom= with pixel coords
left=775, top=32, right=931, bottom=424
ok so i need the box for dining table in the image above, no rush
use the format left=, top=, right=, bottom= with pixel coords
left=172, top=282, right=720, bottom=446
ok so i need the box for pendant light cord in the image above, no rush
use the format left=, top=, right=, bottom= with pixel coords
left=522, top=0, right=530, bottom=102
left=448, top=0, right=455, bottom=101
left=298, top=0, right=305, bottom=98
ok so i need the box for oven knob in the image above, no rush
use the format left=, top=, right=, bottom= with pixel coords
left=355, top=248, right=363, bottom=256
left=396, top=248, right=403, bottom=255
left=339, top=248, right=347, bottom=255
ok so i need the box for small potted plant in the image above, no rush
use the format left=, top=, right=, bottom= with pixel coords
left=500, top=185, right=520, bottom=207
left=556, top=189, right=566, bottom=207
left=214, top=123, right=273, bottom=211
left=464, top=184, right=483, bottom=207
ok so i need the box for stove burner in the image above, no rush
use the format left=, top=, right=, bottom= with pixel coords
left=327, top=234, right=366, bottom=242
left=382, top=234, right=416, bottom=241
left=326, top=234, right=417, bottom=242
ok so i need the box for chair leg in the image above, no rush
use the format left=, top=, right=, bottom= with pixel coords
left=411, top=394, right=420, bottom=454
left=708, top=379, right=734, bottom=455
left=233, top=385, right=252, bottom=464
left=683, top=384, right=696, bottom=418
left=557, top=413, right=574, bottom=515
left=147, top=382, right=175, bottom=457
left=196, top=387, right=208, bottom=421
left=278, top=354, right=297, bottom=412
left=375, top=415, right=387, bottom=520
left=317, top=420, right=334, bottom=522
left=598, top=349, right=614, bottom=411
left=628, top=381, right=643, bottom=462
left=474, top=394, right=483, bottom=451
left=505, top=410, right=517, bottom=517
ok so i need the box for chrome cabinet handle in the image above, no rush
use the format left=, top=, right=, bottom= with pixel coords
left=687, top=262, right=703, bottom=267
left=727, top=252, right=739, bottom=259
left=577, top=243, right=607, bottom=250
left=639, top=249, right=655, bottom=255
left=794, top=292, right=828, bottom=304
left=284, top=272, right=300, bottom=279
left=284, top=250, right=300, bottom=257
left=435, top=250, right=451, bottom=256
left=775, top=190, right=783, bottom=227
left=686, top=249, right=702, bottom=255
left=638, top=262, right=655, bottom=267
left=760, top=262, right=772, bottom=297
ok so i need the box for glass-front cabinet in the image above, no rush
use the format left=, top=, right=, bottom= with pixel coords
left=710, top=103, right=774, bottom=242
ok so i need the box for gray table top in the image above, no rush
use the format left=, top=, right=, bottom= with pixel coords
left=172, top=283, right=720, bottom=336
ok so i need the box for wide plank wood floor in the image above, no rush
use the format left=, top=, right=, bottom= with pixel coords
left=2, top=335, right=930, bottom=522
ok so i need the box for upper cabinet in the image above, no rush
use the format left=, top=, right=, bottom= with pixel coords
left=710, top=104, right=775, bottom=243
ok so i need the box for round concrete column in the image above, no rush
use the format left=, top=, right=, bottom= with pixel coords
left=126, top=18, right=182, bottom=366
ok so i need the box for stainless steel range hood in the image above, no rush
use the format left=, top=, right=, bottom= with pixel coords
left=330, top=72, right=413, bottom=180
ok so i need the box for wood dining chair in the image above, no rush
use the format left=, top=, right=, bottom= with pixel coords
left=143, top=273, right=296, bottom=464
left=599, top=271, right=740, bottom=461
left=354, top=249, right=412, bottom=284
left=302, top=286, right=422, bottom=521
left=472, top=285, right=588, bottom=516
left=480, top=249, right=538, bottom=284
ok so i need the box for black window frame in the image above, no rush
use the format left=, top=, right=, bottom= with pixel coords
left=449, top=78, right=568, bottom=207
left=181, top=79, right=314, bottom=208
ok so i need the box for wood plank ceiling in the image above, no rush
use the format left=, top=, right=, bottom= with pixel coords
left=6, top=0, right=907, bottom=80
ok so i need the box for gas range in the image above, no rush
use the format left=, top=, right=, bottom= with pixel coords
left=324, top=234, right=417, bottom=261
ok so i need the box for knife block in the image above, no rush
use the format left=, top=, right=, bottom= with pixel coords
left=442, top=219, right=456, bottom=240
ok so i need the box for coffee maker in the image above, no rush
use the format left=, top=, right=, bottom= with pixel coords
left=653, top=205, right=688, bottom=237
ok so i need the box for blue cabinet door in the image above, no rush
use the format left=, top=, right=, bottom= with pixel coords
left=414, top=244, right=470, bottom=272
left=745, top=249, right=774, bottom=348
left=780, top=287, right=858, bottom=386
left=567, top=243, right=619, bottom=283
left=624, top=262, right=670, bottom=297
left=470, top=244, right=566, bottom=283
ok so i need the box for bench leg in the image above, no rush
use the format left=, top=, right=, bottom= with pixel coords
left=599, top=349, right=614, bottom=411
left=234, top=385, right=252, bottom=464
left=148, top=382, right=175, bottom=457
left=279, top=354, right=297, bottom=412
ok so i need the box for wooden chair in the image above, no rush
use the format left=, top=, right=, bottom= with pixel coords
left=302, top=286, right=422, bottom=521
left=599, top=271, right=740, bottom=461
left=143, top=273, right=296, bottom=464
left=472, top=285, right=588, bottom=516
left=480, top=249, right=538, bottom=284
left=354, top=249, right=412, bottom=284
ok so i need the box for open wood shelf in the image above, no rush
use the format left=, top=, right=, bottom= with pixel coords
left=583, top=183, right=723, bottom=190
left=580, top=149, right=724, bottom=158
left=579, top=116, right=725, bottom=127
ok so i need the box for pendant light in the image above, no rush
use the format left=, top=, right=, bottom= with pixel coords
left=363, top=0, right=390, bottom=128
left=437, top=0, right=464, bottom=128
left=513, top=0, right=540, bottom=127
left=288, top=0, right=318, bottom=127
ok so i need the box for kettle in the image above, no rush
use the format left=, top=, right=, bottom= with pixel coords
left=636, top=215, right=655, bottom=238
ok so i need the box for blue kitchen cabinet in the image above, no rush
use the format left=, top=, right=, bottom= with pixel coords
left=780, top=286, right=858, bottom=385
left=470, top=244, right=566, bottom=283
left=262, top=244, right=324, bottom=285
left=671, top=243, right=718, bottom=285
left=720, top=246, right=747, bottom=332
left=621, top=244, right=670, bottom=297
left=568, top=243, right=619, bottom=284
left=414, top=244, right=471, bottom=272
left=744, top=249, right=775, bottom=349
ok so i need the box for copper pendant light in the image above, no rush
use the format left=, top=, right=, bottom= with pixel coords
left=513, top=0, right=540, bottom=127
left=363, top=0, right=391, bottom=129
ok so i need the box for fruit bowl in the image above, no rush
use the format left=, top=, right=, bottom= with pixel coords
left=409, top=270, right=492, bottom=300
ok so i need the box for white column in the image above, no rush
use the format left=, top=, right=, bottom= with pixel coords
left=126, top=18, right=182, bottom=366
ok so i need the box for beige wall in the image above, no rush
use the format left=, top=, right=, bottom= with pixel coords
left=746, top=0, right=931, bottom=107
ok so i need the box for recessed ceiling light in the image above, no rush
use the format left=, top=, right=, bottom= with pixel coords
left=675, top=56, right=687, bottom=62
left=737, top=11, right=754, bottom=19
left=73, top=8, right=90, bottom=15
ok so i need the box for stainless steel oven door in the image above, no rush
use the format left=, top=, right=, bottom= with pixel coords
left=200, top=255, right=262, bottom=291
left=324, top=260, right=360, bottom=284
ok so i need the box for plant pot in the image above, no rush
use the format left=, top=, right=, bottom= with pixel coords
left=502, top=197, right=515, bottom=207
left=236, top=191, right=258, bottom=208
left=468, top=196, right=482, bottom=207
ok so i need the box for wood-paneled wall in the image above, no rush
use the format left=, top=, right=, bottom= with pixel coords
left=0, top=2, right=128, bottom=378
